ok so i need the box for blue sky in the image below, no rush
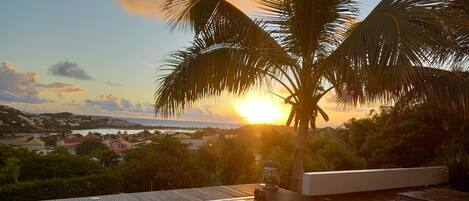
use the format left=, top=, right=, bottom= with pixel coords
left=0, top=0, right=380, bottom=126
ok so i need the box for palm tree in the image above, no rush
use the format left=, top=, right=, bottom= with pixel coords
left=154, top=0, right=469, bottom=192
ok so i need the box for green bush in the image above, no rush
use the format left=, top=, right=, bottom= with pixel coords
left=438, top=142, right=469, bottom=192
left=342, top=105, right=450, bottom=168
left=0, top=173, right=123, bottom=201
left=0, top=158, right=20, bottom=185
left=306, top=135, right=367, bottom=171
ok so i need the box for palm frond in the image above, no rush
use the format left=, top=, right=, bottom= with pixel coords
left=162, top=0, right=256, bottom=34
left=406, top=67, right=469, bottom=118
left=259, top=0, right=358, bottom=60
left=154, top=21, right=294, bottom=117
left=328, top=0, right=464, bottom=106
left=443, top=0, right=469, bottom=70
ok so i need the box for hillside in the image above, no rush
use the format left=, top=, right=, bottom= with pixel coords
left=0, top=105, right=142, bottom=133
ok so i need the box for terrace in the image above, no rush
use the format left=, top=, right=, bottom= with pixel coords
left=51, top=166, right=469, bottom=201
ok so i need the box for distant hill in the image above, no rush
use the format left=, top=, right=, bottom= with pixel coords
left=0, top=105, right=142, bottom=133
left=226, top=124, right=340, bottom=137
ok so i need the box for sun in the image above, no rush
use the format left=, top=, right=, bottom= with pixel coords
left=236, top=95, right=283, bottom=124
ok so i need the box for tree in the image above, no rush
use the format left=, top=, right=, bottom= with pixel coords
left=75, top=140, right=108, bottom=156
left=0, top=158, right=20, bottom=185
left=41, top=136, right=60, bottom=147
left=154, top=0, right=469, bottom=191
left=218, top=138, right=256, bottom=184
left=342, top=103, right=468, bottom=168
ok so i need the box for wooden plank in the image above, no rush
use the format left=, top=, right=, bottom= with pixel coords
left=309, top=186, right=439, bottom=201
left=397, top=188, right=469, bottom=201
left=50, top=184, right=257, bottom=201
left=48, top=184, right=459, bottom=201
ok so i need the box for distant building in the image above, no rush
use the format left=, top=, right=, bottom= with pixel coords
left=202, top=134, right=237, bottom=143
left=180, top=139, right=204, bottom=151
left=202, top=135, right=219, bottom=142
left=132, top=140, right=153, bottom=148
left=173, top=133, right=191, bottom=139
left=103, top=138, right=132, bottom=153
left=0, top=137, right=52, bottom=154
left=23, top=138, right=46, bottom=151
left=86, top=133, right=101, bottom=140
left=57, top=136, right=86, bottom=154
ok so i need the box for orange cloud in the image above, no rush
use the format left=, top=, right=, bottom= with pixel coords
left=36, top=82, right=86, bottom=93
left=118, top=0, right=259, bottom=20
left=226, top=0, right=259, bottom=13
left=118, top=0, right=163, bottom=19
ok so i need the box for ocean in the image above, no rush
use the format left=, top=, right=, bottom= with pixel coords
left=72, top=118, right=243, bottom=136
left=123, top=118, right=243, bottom=129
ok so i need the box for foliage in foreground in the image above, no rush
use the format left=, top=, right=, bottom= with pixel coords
left=154, top=0, right=469, bottom=191
left=0, top=173, right=122, bottom=201
left=0, top=103, right=468, bottom=199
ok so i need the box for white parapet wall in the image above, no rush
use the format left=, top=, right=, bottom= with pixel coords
left=302, top=166, right=449, bottom=196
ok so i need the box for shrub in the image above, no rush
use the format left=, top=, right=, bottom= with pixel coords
left=438, top=143, right=469, bottom=192
left=306, top=135, right=367, bottom=171
left=0, top=158, right=20, bottom=185
left=0, top=173, right=123, bottom=201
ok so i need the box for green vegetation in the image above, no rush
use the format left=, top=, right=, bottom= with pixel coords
left=0, top=158, right=20, bottom=185
left=153, top=0, right=468, bottom=191
left=342, top=106, right=448, bottom=168
left=0, top=173, right=122, bottom=201
left=0, top=103, right=468, bottom=200
left=75, top=140, right=108, bottom=156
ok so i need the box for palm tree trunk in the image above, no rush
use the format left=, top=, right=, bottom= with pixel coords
left=289, top=116, right=312, bottom=192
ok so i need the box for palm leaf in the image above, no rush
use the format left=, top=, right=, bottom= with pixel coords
left=154, top=21, right=293, bottom=117
left=328, top=0, right=464, bottom=106
left=406, top=67, right=469, bottom=118
left=443, top=0, right=469, bottom=70
left=259, top=0, right=358, bottom=60
left=317, top=105, right=329, bottom=122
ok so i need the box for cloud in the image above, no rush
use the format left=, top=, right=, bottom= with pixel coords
left=49, top=61, right=94, bottom=80
left=84, top=94, right=239, bottom=122
left=105, top=81, right=122, bottom=87
left=0, top=62, right=87, bottom=104
left=227, top=0, right=259, bottom=13
left=85, top=94, right=153, bottom=114
left=36, top=82, right=86, bottom=93
left=118, top=0, right=163, bottom=19
left=180, top=102, right=243, bottom=123
left=118, top=0, right=259, bottom=20
left=0, top=62, right=47, bottom=103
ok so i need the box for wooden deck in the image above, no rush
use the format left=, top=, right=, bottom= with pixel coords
left=263, top=186, right=446, bottom=201
left=51, top=184, right=257, bottom=201
left=397, top=188, right=469, bottom=201
left=49, top=184, right=460, bottom=201
left=309, top=187, right=434, bottom=201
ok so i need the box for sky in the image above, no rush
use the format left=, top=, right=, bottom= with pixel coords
left=0, top=0, right=380, bottom=127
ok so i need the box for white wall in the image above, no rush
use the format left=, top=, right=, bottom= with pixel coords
left=302, top=166, right=449, bottom=196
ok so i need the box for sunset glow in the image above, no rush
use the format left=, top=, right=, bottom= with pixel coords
left=0, top=0, right=379, bottom=127
left=236, top=96, right=283, bottom=124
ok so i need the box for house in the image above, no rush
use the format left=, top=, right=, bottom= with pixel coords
left=57, top=136, right=86, bottom=154
left=173, top=133, right=191, bottom=139
left=132, top=140, right=153, bottom=148
left=86, top=133, right=101, bottom=140
left=23, top=138, right=46, bottom=151
left=0, top=137, right=52, bottom=154
left=103, top=138, right=132, bottom=153
left=180, top=139, right=204, bottom=151
left=202, top=135, right=219, bottom=142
